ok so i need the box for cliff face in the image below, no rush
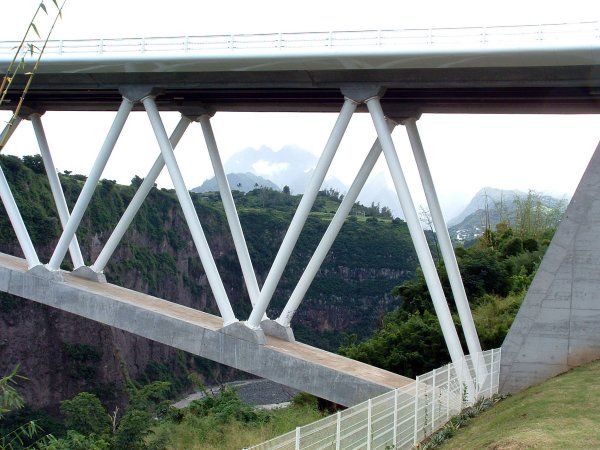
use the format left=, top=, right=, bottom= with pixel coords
left=0, top=155, right=417, bottom=411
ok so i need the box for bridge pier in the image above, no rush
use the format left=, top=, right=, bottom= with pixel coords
left=500, top=140, right=600, bottom=393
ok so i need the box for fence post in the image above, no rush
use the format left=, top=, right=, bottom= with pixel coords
left=295, top=427, right=300, bottom=450
left=393, top=389, right=398, bottom=446
left=413, top=378, right=419, bottom=446
left=491, top=349, right=496, bottom=395
left=432, top=368, right=437, bottom=431
left=367, top=398, right=372, bottom=450
left=336, top=411, right=341, bottom=450
left=446, top=365, right=451, bottom=419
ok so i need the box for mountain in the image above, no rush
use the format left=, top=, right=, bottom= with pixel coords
left=357, top=172, right=403, bottom=219
left=0, top=154, right=418, bottom=412
left=192, top=172, right=279, bottom=193
left=448, top=187, right=567, bottom=243
left=225, top=145, right=317, bottom=194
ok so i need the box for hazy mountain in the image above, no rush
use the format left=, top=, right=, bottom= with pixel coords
left=357, top=172, right=402, bottom=218
left=448, top=187, right=567, bottom=243
left=192, top=172, right=279, bottom=193
left=225, top=145, right=317, bottom=194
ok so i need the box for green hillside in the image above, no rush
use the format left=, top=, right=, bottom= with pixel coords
left=440, top=360, right=600, bottom=449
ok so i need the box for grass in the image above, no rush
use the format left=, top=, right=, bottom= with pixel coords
left=440, top=359, right=600, bottom=449
left=149, top=402, right=324, bottom=450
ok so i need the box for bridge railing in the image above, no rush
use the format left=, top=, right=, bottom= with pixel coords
left=0, top=21, right=597, bottom=56
left=246, top=348, right=501, bottom=450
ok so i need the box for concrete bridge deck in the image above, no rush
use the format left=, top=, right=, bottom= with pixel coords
left=0, top=252, right=411, bottom=406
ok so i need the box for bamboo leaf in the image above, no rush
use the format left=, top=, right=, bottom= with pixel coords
left=52, top=0, right=59, bottom=8
left=40, top=2, right=47, bottom=14
left=31, top=23, right=40, bottom=39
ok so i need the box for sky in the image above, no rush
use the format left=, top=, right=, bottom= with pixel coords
left=1, top=0, right=599, bottom=220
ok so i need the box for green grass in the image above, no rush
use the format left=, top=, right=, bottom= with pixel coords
left=440, top=359, right=600, bottom=449
left=149, top=403, right=324, bottom=450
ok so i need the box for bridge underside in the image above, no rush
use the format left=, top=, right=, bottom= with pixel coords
left=0, top=252, right=411, bottom=407
left=2, top=64, right=600, bottom=114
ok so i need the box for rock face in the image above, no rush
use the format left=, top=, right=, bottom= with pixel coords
left=0, top=156, right=417, bottom=411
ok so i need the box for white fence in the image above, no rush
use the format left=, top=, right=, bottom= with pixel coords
left=0, top=21, right=597, bottom=56
left=248, top=348, right=500, bottom=450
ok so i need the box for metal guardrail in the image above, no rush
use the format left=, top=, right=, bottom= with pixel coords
left=0, top=22, right=598, bottom=56
left=247, top=348, right=501, bottom=450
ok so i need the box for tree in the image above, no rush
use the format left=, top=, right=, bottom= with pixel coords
left=130, top=175, right=143, bottom=188
left=283, top=185, right=290, bottom=195
left=60, top=393, right=110, bottom=436
left=22, top=155, right=45, bottom=174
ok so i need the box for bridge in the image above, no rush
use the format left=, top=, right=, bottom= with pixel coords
left=0, top=21, right=599, bottom=406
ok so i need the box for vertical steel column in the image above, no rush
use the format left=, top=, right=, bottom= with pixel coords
left=277, top=124, right=395, bottom=327
left=0, top=118, right=40, bottom=268
left=92, top=116, right=192, bottom=273
left=366, top=97, right=472, bottom=390
left=48, top=98, right=133, bottom=270
left=143, top=97, right=236, bottom=325
left=404, top=118, right=484, bottom=365
left=30, top=114, right=85, bottom=268
left=246, top=98, right=357, bottom=328
left=199, top=114, right=261, bottom=306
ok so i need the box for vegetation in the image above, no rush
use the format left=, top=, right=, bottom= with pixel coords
left=0, top=154, right=416, bottom=350
left=0, top=367, right=53, bottom=449
left=341, top=198, right=562, bottom=375
left=438, top=360, right=600, bottom=449
left=419, top=393, right=509, bottom=449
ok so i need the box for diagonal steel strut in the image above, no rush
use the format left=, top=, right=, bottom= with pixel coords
left=404, top=118, right=486, bottom=387
left=48, top=98, right=133, bottom=271
left=143, top=97, right=237, bottom=325
left=246, top=98, right=357, bottom=329
left=30, top=113, right=85, bottom=269
left=199, top=114, right=261, bottom=307
left=0, top=117, right=41, bottom=268
left=276, top=121, right=397, bottom=329
left=91, top=115, right=192, bottom=273
left=366, top=97, right=474, bottom=395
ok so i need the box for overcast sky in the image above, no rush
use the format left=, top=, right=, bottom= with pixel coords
left=1, top=0, right=599, bottom=219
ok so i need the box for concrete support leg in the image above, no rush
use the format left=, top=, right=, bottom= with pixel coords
left=246, top=98, right=357, bottom=329
left=500, top=139, right=600, bottom=393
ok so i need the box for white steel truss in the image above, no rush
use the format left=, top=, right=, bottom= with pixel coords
left=0, top=87, right=482, bottom=388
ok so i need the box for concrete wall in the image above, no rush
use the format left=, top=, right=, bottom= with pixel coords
left=500, top=140, right=600, bottom=393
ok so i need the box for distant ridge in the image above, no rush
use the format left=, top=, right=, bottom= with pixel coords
left=448, top=187, right=567, bottom=243
left=192, top=172, right=279, bottom=193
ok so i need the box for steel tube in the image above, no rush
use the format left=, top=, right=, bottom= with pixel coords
left=277, top=124, right=395, bottom=326
left=92, top=116, right=192, bottom=272
left=366, top=97, right=470, bottom=387
left=246, top=98, right=357, bottom=328
left=48, top=98, right=133, bottom=270
left=30, top=114, right=85, bottom=268
left=143, top=97, right=236, bottom=325
left=0, top=118, right=40, bottom=268
left=199, top=114, right=260, bottom=306
left=405, top=118, right=486, bottom=381
left=0, top=116, right=22, bottom=148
